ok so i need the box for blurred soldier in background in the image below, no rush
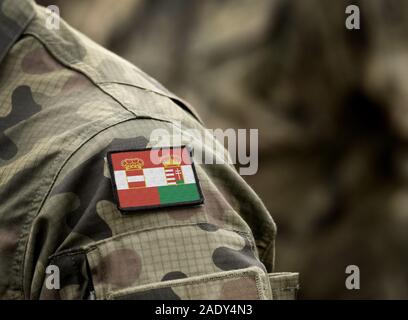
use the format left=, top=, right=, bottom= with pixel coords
left=36, top=0, right=408, bottom=299
left=0, top=0, right=298, bottom=299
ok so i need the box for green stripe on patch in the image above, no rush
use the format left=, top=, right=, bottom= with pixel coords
left=158, top=184, right=200, bottom=204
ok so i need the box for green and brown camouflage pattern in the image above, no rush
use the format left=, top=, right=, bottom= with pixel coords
left=0, top=0, right=296, bottom=299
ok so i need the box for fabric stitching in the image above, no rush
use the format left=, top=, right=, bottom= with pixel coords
left=107, top=267, right=268, bottom=300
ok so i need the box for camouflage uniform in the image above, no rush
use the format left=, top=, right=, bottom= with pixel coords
left=0, top=0, right=298, bottom=300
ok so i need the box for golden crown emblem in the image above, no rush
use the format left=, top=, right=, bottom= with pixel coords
left=162, top=155, right=181, bottom=168
left=121, top=158, right=144, bottom=171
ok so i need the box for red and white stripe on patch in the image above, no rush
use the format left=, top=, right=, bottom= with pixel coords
left=165, top=167, right=183, bottom=185
left=126, top=169, right=145, bottom=188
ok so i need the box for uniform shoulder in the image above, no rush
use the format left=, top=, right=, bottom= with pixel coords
left=22, top=3, right=201, bottom=122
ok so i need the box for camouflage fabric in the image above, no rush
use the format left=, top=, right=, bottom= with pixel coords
left=0, top=0, right=297, bottom=299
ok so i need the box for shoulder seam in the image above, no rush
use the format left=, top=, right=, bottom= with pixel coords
left=22, top=33, right=139, bottom=118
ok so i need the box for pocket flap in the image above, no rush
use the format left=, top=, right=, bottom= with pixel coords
left=108, top=267, right=272, bottom=300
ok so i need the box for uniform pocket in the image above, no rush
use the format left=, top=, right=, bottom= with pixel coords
left=43, top=211, right=300, bottom=300
left=43, top=224, right=299, bottom=300
left=107, top=266, right=272, bottom=300
left=83, top=224, right=270, bottom=299
left=268, top=272, right=299, bottom=300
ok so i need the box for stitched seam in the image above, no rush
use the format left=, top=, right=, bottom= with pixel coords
left=107, top=267, right=267, bottom=300
left=22, top=32, right=140, bottom=119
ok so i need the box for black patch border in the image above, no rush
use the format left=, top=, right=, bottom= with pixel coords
left=107, top=145, right=204, bottom=213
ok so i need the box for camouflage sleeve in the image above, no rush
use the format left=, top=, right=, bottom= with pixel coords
left=0, top=0, right=297, bottom=300
left=30, top=118, right=297, bottom=300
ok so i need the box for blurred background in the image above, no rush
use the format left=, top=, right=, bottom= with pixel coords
left=36, top=0, right=408, bottom=299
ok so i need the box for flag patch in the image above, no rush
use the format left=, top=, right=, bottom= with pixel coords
left=107, top=146, right=204, bottom=212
